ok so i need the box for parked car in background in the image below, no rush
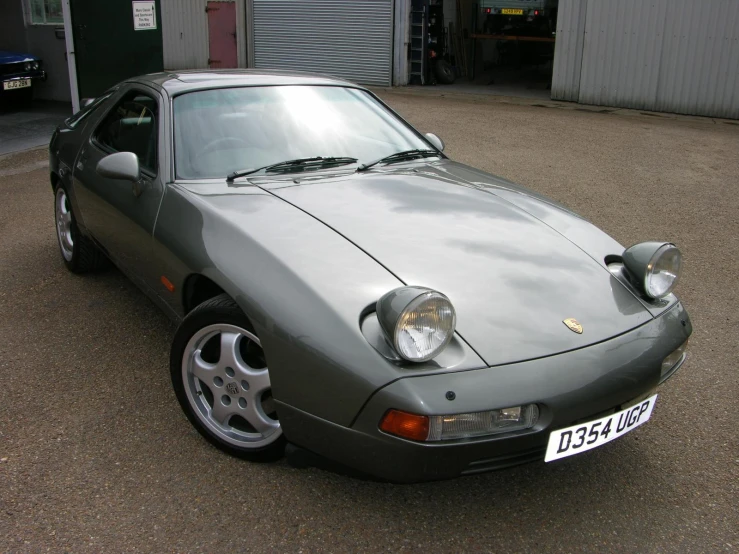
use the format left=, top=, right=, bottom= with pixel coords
left=0, top=51, right=46, bottom=104
left=481, top=0, right=556, bottom=35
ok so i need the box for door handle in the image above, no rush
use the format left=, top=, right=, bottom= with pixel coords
left=76, top=149, right=89, bottom=171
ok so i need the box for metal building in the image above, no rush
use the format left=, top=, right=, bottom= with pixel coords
left=552, top=0, right=739, bottom=119
left=249, top=0, right=395, bottom=87
left=162, top=0, right=248, bottom=69
left=151, top=0, right=739, bottom=119
left=160, top=0, right=398, bottom=87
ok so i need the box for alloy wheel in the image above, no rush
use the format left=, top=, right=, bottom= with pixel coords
left=55, top=187, right=74, bottom=262
left=182, top=323, right=281, bottom=448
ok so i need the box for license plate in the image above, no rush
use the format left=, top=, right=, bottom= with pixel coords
left=3, top=79, right=31, bottom=90
left=545, top=394, right=657, bottom=462
left=501, top=8, right=524, bottom=15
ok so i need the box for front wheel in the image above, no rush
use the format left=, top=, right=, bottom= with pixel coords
left=170, top=294, right=285, bottom=461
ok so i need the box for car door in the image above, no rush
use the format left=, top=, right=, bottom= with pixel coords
left=73, top=84, right=166, bottom=290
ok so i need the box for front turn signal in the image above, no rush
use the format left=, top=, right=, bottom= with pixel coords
left=379, top=409, right=430, bottom=441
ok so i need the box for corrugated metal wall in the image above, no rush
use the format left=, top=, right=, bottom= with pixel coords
left=252, top=0, right=394, bottom=86
left=655, top=1, right=739, bottom=117
left=552, top=0, right=739, bottom=119
left=550, top=0, right=586, bottom=102
left=162, top=0, right=245, bottom=69
left=162, top=0, right=211, bottom=69
left=577, top=0, right=668, bottom=109
left=393, top=0, right=410, bottom=85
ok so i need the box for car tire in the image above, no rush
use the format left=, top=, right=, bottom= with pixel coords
left=54, top=184, right=108, bottom=273
left=170, top=294, right=285, bottom=462
left=435, top=59, right=456, bottom=84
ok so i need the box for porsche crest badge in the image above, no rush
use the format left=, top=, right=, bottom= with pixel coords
left=563, top=318, right=583, bottom=334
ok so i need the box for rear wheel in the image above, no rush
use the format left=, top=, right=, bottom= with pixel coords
left=435, top=59, right=456, bottom=84
left=170, top=294, right=285, bottom=461
left=54, top=185, right=108, bottom=272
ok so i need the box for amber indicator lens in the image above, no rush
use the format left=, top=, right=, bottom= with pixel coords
left=160, top=275, right=175, bottom=292
left=379, top=409, right=430, bottom=441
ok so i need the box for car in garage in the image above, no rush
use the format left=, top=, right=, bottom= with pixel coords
left=1, top=51, right=46, bottom=104
left=48, top=70, right=691, bottom=482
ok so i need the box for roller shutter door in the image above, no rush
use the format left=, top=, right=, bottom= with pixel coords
left=253, top=0, right=394, bottom=86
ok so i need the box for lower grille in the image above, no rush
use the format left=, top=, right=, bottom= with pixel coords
left=462, top=446, right=546, bottom=475
left=1, top=63, right=25, bottom=77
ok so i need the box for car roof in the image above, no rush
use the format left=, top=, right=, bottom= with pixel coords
left=126, top=69, right=364, bottom=96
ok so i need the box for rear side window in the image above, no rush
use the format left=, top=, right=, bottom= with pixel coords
left=94, top=90, right=159, bottom=174
left=66, top=90, right=116, bottom=129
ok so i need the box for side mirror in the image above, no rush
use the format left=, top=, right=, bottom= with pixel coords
left=96, top=152, right=140, bottom=182
left=424, top=132, right=445, bottom=152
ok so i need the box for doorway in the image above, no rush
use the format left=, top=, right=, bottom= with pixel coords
left=207, top=1, right=238, bottom=69
left=69, top=0, right=163, bottom=98
left=424, top=0, right=558, bottom=99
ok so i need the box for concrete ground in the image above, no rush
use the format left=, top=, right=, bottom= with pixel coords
left=412, top=66, right=554, bottom=101
left=0, top=100, right=72, bottom=156
left=1, top=91, right=737, bottom=553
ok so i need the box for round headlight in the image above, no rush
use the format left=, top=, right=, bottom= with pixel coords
left=623, top=242, right=681, bottom=299
left=376, top=287, right=456, bottom=362
left=32, top=61, right=39, bottom=70
left=645, top=244, right=681, bottom=298
left=24, top=62, right=32, bottom=71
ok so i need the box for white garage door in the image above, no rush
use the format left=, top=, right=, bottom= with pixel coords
left=252, top=0, right=394, bottom=86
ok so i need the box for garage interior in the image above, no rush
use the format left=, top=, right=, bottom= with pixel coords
left=413, top=0, right=558, bottom=99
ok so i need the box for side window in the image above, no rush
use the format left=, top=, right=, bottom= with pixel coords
left=94, top=90, right=159, bottom=174
left=66, top=90, right=116, bottom=129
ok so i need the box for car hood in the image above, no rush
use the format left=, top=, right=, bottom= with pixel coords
left=0, top=51, right=37, bottom=64
left=257, top=160, right=653, bottom=367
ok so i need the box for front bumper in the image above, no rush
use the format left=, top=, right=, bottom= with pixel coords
left=1, top=70, right=47, bottom=89
left=278, top=302, right=692, bottom=483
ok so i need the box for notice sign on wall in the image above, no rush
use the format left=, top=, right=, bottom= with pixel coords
left=132, top=1, right=157, bottom=30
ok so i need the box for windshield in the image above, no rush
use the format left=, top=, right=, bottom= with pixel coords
left=173, top=86, right=432, bottom=179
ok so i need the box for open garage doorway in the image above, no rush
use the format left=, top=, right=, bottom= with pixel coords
left=429, top=0, right=558, bottom=99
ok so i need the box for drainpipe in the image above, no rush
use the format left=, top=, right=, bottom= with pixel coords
left=61, top=0, right=80, bottom=113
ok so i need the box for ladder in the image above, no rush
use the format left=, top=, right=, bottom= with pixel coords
left=409, top=0, right=427, bottom=85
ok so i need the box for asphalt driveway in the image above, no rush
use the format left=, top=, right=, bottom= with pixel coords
left=0, top=91, right=737, bottom=553
left=0, top=100, right=71, bottom=156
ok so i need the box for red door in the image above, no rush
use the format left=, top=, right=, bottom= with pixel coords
left=207, top=1, right=237, bottom=68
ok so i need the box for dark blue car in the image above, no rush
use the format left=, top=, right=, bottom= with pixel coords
left=1, top=51, right=47, bottom=103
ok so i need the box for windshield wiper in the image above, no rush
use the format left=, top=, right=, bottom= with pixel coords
left=356, top=149, right=440, bottom=172
left=227, top=156, right=358, bottom=182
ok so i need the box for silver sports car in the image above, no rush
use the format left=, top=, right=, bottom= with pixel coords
left=49, top=70, right=691, bottom=482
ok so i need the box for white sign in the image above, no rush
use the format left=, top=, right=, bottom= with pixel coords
left=132, top=1, right=157, bottom=31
